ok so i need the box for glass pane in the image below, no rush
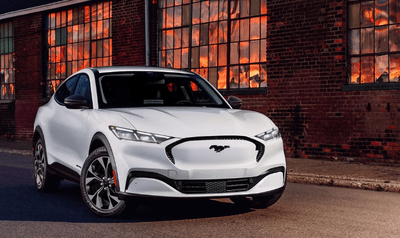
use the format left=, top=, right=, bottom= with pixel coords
left=361, top=28, right=374, bottom=54
left=174, top=6, right=182, bottom=27
left=229, top=66, right=239, bottom=88
left=240, top=65, right=250, bottom=88
left=250, top=40, right=259, bottom=63
left=240, top=41, right=250, bottom=64
left=201, top=1, right=210, bottom=23
left=231, top=0, right=240, bottom=19
left=390, top=0, right=400, bottom=23
left=167, top=7, right=174, bottom=28
left=375, top=26, right=388, bottom=53
left=375, top=54, right=389, bottom=82
left=240, top=19, right=249, bottom=41
left=260, top=39, right=267, bottom=62
left=97, top=40, right=103, bottom=58
left=219, top=0, right=228, bottom=20
left=230, top=42, right=239, bottom=64
left=360, top=56, right=374, bottom=83
left=218, top=44, right=227, bottom=66
left=192, top=25, right=200, bottom=46
left=209, top=45, right=217, bottom=67
left=174, top=49, right=181, bottom=68
left=389, top=24, right=400, bottom=51
left=166, top=49, right=173, bottom=67
left=361, top=1, right=374, bottom=27
left=209, top=22, right=218, bottom=44
left=182, top=27, right=189, bottom=47
left=159, top=9, right=165, bottom=29
left=375, top=0, right=388, bottom=26
left=182, top=48, right=189, bottom=68
left=250, top=64, right=259, bottom=88
left=219, top=21, right=228, bottom=43
left=174, top=29, right=181, bottom=48
left=251, top=0, right=260, bottom=16
left=250, top=17, right=260, bottom=40
left=349, top=3, right=360, bottom=29
left=260, top=63, right=267, bottom=87
left=191, top=47, right=199, bottom=68
left=200, top=46, right=208, bottom=68
left=349, top=29, right=360, bottom=55
left=182, top=5, right=190, bottom=26
left=166, top=29, right=173, bottom=49
left=218, top=66, right=227, bottom=89
left=231, top=20, right=239, bottom=42
left=210, top=0, right=218, bottom=22
left=261, top=0, right=267, bottom=14
left=390, top=53, right=400, bottom=82
left=192, top=2, right=201, bottom=24
left=240, top=0, right=250, bottom=17
left=200, top=24, right=209, bottom=45
left=209, top=67, right=218, bottom=87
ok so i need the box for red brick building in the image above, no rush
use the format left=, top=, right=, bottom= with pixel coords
left=0, top=0, right=399, bottom=164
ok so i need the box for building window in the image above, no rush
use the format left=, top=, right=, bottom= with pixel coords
left=348, top=0, right=400, bottom=84
left=158, top=0, right=267, bottom=90
left=46, top=1, right=112, bottom=96
left=0, top=22, right=14, bottom=100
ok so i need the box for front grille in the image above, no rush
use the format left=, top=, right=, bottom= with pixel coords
left=176, top=178, right=251, bottom=194
left=165, top=136, right=265, bottom=164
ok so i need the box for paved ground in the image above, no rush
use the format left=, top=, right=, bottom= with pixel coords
left=1, top=139, right=399, bottom=193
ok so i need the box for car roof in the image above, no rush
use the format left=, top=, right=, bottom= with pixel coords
left=90, top=66, right=195, bottom=75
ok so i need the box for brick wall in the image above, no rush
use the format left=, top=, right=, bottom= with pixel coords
left=236, top=0, right=400, bottom=164
left=0, top=101, right=15, bottom=139
left=13, top=13, right=43, bottom=140
left=112, top=0, right=146, bottom=66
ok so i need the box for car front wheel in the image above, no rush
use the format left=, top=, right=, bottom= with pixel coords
left=80, top=146, right=126, bottom=217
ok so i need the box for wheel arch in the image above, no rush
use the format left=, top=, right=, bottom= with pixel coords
left=89, top=132, right=121, bottom=192
left=33, top=126, right=45, bottom=156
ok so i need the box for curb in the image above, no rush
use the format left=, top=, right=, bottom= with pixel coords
left=0, top=148, right=32, bottom=156
left=288, top=172, right=400, bottom=193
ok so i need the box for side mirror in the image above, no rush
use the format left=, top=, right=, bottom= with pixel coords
left=64, top=95, right=90, bottom=109
left=227, top=96, right=242, bottom=109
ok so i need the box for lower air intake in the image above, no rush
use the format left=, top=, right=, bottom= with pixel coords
left=176, top=178, right=251, bottom=194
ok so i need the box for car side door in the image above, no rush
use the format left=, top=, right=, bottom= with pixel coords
left=46, top=74, right=93, bottom=174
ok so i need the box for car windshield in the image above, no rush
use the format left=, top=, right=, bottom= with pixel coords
left=96, top=72, right=229, bottom=109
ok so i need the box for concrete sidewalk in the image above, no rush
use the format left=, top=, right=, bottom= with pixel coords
left=1, top=139, right=399, bottom=193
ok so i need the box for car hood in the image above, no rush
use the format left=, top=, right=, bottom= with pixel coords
left=104, top=107, right=276, bottom=138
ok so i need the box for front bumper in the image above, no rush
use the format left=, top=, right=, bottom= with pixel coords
left=116, top=166, right=286, bottom=200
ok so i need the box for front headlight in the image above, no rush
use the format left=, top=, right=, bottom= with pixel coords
left=109, top=126, right=173, bottom=144
left=256, top=127, right=281, bottom=141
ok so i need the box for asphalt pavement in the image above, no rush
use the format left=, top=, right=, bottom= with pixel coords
left=1, top=139, right=399, bottom=193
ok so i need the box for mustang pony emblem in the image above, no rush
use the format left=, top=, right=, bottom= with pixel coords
left=209, top=145, right=230, bottom=153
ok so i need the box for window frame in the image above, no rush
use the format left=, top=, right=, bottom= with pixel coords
left=346, top=0, right=400, bottom=91
left=157, top=0, right=268, bottom=95
left=0, top=21, right=14, bottom=101
left=45, top=1, right=112, bottom=98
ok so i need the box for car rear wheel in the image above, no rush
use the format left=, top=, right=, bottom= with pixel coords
left=80, top=146, right=126, bottom=217
left=33, top=138, right=60, bottom=192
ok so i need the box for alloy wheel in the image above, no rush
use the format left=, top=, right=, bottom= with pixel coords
left=85, top=156, right=121, bottom=210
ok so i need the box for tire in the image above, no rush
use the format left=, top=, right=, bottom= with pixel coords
left=33, top=138, right=60, bottom=192
left=80, top=146, right=126, bottom=217
left=230, top=190, right=284, bottom=209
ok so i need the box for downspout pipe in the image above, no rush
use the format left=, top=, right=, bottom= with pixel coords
left=145, top=0, right=150, bottom=66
